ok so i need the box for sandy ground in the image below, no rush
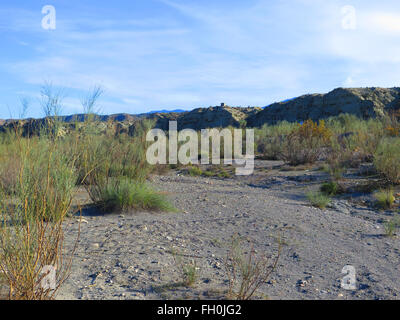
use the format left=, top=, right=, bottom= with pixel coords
left=57, top=161, right=400, bottom=300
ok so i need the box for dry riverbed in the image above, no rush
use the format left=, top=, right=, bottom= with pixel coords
left=57, top=160, right=400, bottom=300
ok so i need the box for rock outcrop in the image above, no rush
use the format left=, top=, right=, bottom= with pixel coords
left=2, top=87, right=400, bottom=134
left=175, top=106, right=261, bottom=131
left=247, top=87, right=400, bottom=127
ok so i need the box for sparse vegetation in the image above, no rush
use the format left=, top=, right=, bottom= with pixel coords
left=374, top=138, right=400, bottom=184
left=306, top=191, right=331, bottom=209
left=187, top=166, right=203, bottom=177
left=374, top=188, right=395, bottom=210
left=2, top=84, right=400, bottom=300
left=255, top=121, right=296, bottom=160
left=281, top=120, right=332, bottom=165
left=224, top=234, right=281, bottom=300
left=171, top=249, right=200, bottom=287
left=384, top=216, right=400, bottom=237
left=0, top=94, right=80, bottom=299
left=0, top=84, right=176, bottom=299
left=321, top=181, right=341, bottom=196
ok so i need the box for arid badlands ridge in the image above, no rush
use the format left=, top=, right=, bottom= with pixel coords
left=1, top=87, right=400, bottom=135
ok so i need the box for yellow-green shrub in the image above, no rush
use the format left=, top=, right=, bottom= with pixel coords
left=374, top=137, right=400, bottom=184
left=282, top=120, right=332, bottom=165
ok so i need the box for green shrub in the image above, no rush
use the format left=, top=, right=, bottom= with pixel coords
left=255, top=121, right=296, bottom=160
left=200, top=166, right=232, bottom=179
left=187, top=166, right=203, bottom=176
left=203, top=170, right=215, bottom=177
left=99, top=178, right=175, bottom=212
left=0, top=114, right=79, bottom=299
left=326, top=114, right=386, bottom=161
left=282, top=120, right=332, bottom=165
left=224, top=234, right=281, bottom=300
left=320, top=181, right=340, bottom=196
left=384, top=216, right=400, bottom=237
left=217, top=170, right=231, bottom=178
left=0, top=142, right=20, bottom=195
left=374, top=188, right=395, bottom=210
left=80, top=123, right=152, bottom=203
left=306, top=191, right=331, bottom=209
left=171, top=249, right=199, bottom=287
left=374, top=137, right=400, bottom=184
left=0, top=135, right=78, bottom=222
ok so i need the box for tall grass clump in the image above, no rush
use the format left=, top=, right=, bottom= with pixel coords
left=0, top=135, right=21, bottom=195
left=187, top=166, right=203, bottom=176
left=0, top=106, right=80, bottom=299
left=74, top=89, right=173, bottom=212
left=373, top=188, right=395, bottom=210
left=306, top=191, right=331, bottom=209
left=384, top=216, right=400, bottom=237
left=79, top=122, right=172, bottom=212
left=171, top=249, right=199, bottom=287
left=320, top=181, right=341, bottom=196
left=100, top=178, right=175, bottom=212
left=374, top=137, right=400, bottom=184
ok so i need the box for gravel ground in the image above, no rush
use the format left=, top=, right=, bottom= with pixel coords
left=57, top=161, right=400, bottom=300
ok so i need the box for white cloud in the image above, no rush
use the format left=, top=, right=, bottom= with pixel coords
left=3, top=0, right=400, bottom=117
left=367, top=12, right=400, bottom=33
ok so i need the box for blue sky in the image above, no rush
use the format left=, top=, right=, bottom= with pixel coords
left=1, top=0, right=400, bottom=118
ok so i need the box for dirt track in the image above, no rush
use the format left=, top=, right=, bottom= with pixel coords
left=58, top=161, right=400, bottom=300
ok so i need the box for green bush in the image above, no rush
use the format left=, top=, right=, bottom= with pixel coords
left=224, top=234, right=281, bottom=300
left=320, top=181, right=340, bottom=196
left=0, top=114, right=79, bottom=300
left=217, top=169, right=231, bottom=178
left=255, top=121, right=296, bottom=160
left=384, top=216, right=400, bottom=237
left=187, top=166, right=203, bottom=176
left=374, top=188, right=395, bottom=210
left=99, top=178, right=175, bottom=212
left=282, top=120, right=332, bottom=165
left=171, top=249, right=199, bottom=287
left=0, top=140, right=20, bottom=195
left=0, top=135, right=78, bottom=222
left=374, top=137, right=400, bottom=184
left=80, top=122, right=153, bottom=203
left=202, top=170, right=215, bottom=177
left=306, top=191, right=331, bottom=209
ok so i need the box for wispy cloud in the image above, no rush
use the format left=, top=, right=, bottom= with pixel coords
left=1, top=0, right=400, bottom=118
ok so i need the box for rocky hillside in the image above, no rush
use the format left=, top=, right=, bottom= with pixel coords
left=1, top=87, right=400, bottom=134
left=247, top=87, right=400, bottom=126
left=174, top=105, right=261, bottom=131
